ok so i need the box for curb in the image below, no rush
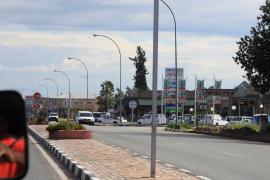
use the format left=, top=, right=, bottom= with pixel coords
left=28, top=127, right=100, bottom=180
left=95, top=137, right=210, bottom=180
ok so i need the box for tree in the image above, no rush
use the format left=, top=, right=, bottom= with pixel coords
left=97, top=81, right=115, bottom=112
left=233, top=0, right=270, bottom=94
left=129, top=46, right=149, bottom=93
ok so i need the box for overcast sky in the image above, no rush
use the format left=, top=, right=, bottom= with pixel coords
left=0, top=0, right=266, bottom=98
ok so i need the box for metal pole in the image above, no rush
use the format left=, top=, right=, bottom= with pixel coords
left=151, top=0, right=159, bottom=177
left=54, top=70, right=71, bottom=120
left=132, top=109, right=134, bottom=125
left=38, top=84, right=49, bottom=118
left=45, top=78, right=59, bottom=112
left=194, top=75, right=197, bottom=126
left=92, top=34, right=122, bottom=122
left=161, top=74, right=164, bottom=115
left=160, top=0, right=178, bottom=124
left=67, top=58, right=89, bottom=110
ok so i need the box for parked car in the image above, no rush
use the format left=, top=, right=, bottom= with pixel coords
left=137, top=114, right=167, bottom=125
left=93, top=112, right=106, bottom=122
left=75, top=111, right=95, bottom=126
left=99, top=113, right=120, bottom=125
left=48, top=112, right=59, bottom=122
left=252, top=114, right=270, bottom=124
left=201, top=114, right=228, bottom=126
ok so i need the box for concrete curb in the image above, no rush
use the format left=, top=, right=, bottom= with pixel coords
left=28, top=127, right=100, bottom=180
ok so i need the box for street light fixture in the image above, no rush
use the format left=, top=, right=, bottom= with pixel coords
left=67, top=57, right=89, bottom=110
left=45, top=78, right=59, bottom=113
left=160, top=0, right=179, bottom=124
left=92, top=33, right=122, bottom=122
left=54, top=69, right=71, bottom=119
left=232, top=105, right=236, bottom=116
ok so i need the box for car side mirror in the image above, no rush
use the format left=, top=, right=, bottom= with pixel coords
left=0, top=91, right=28, bottom=179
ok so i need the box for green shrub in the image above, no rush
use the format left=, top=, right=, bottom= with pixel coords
left=46, top=121, right=85, bottom=132
left=181, top=123, right=192, bottom=129
left=167, top=123, right=175, bottom=129
left=225, top=124, right=260, bottom=133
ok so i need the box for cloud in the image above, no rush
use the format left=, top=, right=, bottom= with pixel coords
left=0, top=0, right=266, bottom=35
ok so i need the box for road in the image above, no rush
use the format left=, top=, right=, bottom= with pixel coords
left=24, top=136, right=75, bottom=180
left=89, top=126, right=270, bottom=180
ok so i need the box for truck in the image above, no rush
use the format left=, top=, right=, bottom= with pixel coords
left=137, top=114, right=167, bottom=125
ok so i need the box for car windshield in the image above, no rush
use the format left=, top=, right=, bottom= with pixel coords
left=93, top=113, right=101, bottom=118
left=80, top=113, right=93, bottom=117
left=49, top=113, right=58, bottom=116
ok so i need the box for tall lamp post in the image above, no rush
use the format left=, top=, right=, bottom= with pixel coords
left=45, top=78, right=59, bottom=112
left=232, top=105, right=236, bottom=116
left=160, top=0, right=178, bottom=124
left=54, top=70, right=71, bottom=119
left=92, top=33, right=122, bottom=122
left=38, top=84, right=49, bottom=118
left=67, top=57, right=89, bottom=110
left=260, top=104, right=264, bottom=127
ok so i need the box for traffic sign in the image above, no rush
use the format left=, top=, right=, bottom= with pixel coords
left=129, top=100, right=137, bottom=110
left=33, top=92, right=41, bottom=99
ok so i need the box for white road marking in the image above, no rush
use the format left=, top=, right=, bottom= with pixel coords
left=165, top=164, right=174, bottom=168
left=197, top=176, right=212, bottom=180
left=29, top=136, right=68, bottom=180
left=221, top=152, right=244, bottom=158
left=142, top=156, right=149, bottom=159
left=179, top=169, right=192, bottom=173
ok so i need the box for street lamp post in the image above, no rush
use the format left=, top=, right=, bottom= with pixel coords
left=92, top=33, right=122, bottom=122
left=54, top=70, right=71, bottom=120
left=45, top=78, right=59, bottom=112
left=260, top=104, right=264, bottom=127
left=67, top=57, right=89, bottom=110
left=160, top=0, right=178, bottom=124
left=38, top=84, right=49, bottom=118
left=232, top=105, right=236, bottom=116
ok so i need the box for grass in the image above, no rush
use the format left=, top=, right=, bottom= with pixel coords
left=225, top=123, right=260, bottom=133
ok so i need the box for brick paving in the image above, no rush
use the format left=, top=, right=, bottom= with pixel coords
left=29, top=125, right=198, bottom=180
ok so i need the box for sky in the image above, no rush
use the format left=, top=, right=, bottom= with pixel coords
left=0, top=0, right=266, bottom=98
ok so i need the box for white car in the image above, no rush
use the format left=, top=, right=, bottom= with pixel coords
left=48, top=112, right=59, bottom=122
left=201, top=114, right=228, bottom=126
left=99, top=113, right=120, bottom=125
left=137, top=114, right=167, bottom=125
left=75, top=111, right=95, bottom=126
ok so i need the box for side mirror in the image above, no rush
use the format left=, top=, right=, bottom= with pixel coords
left=0, top=91, right=28, bottom=179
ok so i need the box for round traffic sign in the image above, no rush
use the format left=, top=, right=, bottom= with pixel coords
left=129, top=100, right=137, bottom=110
left=33, top=92, right=41, bottom=99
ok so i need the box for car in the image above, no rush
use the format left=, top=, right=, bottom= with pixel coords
left=137, top=114, right=167, bottom=125
left=75, top=111, right=95, bottom=126
left=48, top=112, right=59, bottom=122
left=99, top=113, right=120, bottom=125
left=201, top=114, right=228, bottom=126
left=93, top=112, right=106, bottom=122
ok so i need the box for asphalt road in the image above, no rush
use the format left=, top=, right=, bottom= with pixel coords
left=89, top=126, right=270, bottom=180
left=23, top=136, right=75, bottom=180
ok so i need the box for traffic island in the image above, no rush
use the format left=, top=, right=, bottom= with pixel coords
left=29, top=125, right=202, bottom=180
left=48, top=130, right=93, bottom=139
left=46, top=121, right=93, bottom=140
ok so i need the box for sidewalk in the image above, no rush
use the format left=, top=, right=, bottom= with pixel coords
left=29, top=125, right=198, bottom=180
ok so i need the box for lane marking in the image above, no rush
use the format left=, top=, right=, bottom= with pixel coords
left=29, top=135, right=68, bottom=180
left=164, top=164, right=174, bottom=168
left=221, top=152, right=244, bottom=158
left=142, top=156, right=149, bottom=159
left=179, top=169, right=192, bottom=173
left=197, top=176, right=212, bottom=180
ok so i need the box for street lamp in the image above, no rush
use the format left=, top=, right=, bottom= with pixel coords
left=67, top=57, right=89, bottom=110
left=160, top=0, right=179, bottom=124
left=45, top=78, right=59, bottom=112
left=38, top=84, right=49, bottom=118
left=232, top=105, right=236, bottom=116
left=92, top=33, right=122, bottom=122
left=54, top=70, right=71, bottom=119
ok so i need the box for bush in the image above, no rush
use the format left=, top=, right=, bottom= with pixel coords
left=222, top=124, right=260, bottom=136
left=166, top=123, right=180, bottom=130
left=181, top=123, right=192, bottom=129
left=46, top=121, right=85, bottom=132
